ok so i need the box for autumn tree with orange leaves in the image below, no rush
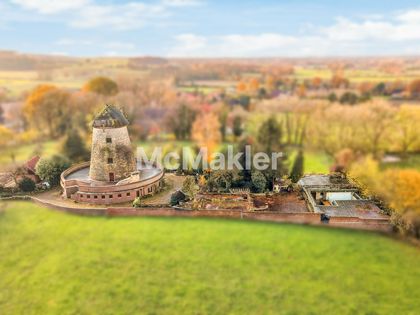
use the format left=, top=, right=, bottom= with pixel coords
left=191, top=112, right=221, bottom=161
left=23, top=85, right=71, bottom=139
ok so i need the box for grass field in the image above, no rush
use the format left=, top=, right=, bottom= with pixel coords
left=289, top=149, right=333, bottom=174
left=0, top=202, right=419, bottom=315
left=380, top=154, right=420, bottom=171
left=292, top=67, right=420, bottom=83
left=0, top=141, right=60, bottom=170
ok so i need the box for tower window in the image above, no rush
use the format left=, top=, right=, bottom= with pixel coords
left=106, top=137, right=112, bottom=143
left=108, top=158, right=113, bottom=164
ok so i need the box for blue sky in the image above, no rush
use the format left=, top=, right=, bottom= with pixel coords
left=1, top=0, right=420, bottom=57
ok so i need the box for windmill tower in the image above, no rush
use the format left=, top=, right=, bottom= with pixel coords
left=89, top=104, right=136, bottom=182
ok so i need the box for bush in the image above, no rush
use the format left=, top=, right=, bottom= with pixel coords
left=36, top=155, right=70, bottom=187
left=207, top=170, right=234, bottom=192
left=132, top=197, right=142, bottom=208
left=170, top=191, right=186, bottom=206
left=18, top=177, right=36, bottom=192
left=182, top=176, right=199, bottom=200
left=251, top=171, right=267, bottom=193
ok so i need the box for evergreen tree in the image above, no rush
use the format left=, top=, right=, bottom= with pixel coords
left=18, top=177, right=36, bottom=192
left=237, top=137, right=254, bottom=185
left=170, top=104, right=196, bottom=140
left=290, top=150, right=304, bottom=183
left=62, top=129, right=89, bottom=162
left=232, top=116, right=243, bottom=139
left=257, top=117, right=282, bottom=153
left=219, top=109, right=228, bottom=142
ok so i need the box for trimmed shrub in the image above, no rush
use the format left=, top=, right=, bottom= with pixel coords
left=18, top=177, right=36, bottom=192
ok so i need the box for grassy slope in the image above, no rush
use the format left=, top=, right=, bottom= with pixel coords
left=0, top=202, right=419, bottom=315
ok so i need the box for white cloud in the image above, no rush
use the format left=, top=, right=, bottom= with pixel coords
left=70, top=2, right=169, bottom=29
left=169, top=8, right=420, bottom=57
left=169, top=33, right=333, bottom=57
left=55, top=38, right=94, bottom=46
left=396, top=9, right=420, bottom=23
left=162, top=0, right=202, bottom=7
left=8, top=0, right=200, bottom=29
left=10, top=0, right=89, bottom=14
left=323, top=14, right=420, bottom=41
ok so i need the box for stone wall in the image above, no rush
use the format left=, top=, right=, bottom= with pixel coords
left=89, top=126, right=136, bottom=182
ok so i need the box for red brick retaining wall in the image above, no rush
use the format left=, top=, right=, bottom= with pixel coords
left=107, top=207, right=322, bottom=224
left=329, top=216, right=392, bottom=232
left=4, top=197, right=391, bottom=232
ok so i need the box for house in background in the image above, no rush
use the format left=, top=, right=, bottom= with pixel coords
left=0, top=155, right=41, bottom=188
left=23, top=155, right=41, bottom=183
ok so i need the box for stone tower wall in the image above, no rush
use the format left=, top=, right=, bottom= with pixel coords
left=89, top=126, right=136, bottom=182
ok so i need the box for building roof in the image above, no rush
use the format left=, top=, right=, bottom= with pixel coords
left=24, top=155, right=40, bottom=174
left=319, top=200, right=388, bottom=220
left=92, top=104, right=129, bottom=128
left=298, top=174, right=352, bottom=188
left=298, top=175, right=332, bottom=187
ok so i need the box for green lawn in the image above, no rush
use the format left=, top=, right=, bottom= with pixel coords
left=289, top=149, right=333, bottom=174
left=0, top=141, right=60, bottom=170
left=1, top=202, right=419, bottom=315
left=380, top=154, right=420, bottom=171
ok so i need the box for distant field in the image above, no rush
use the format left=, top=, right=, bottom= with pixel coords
left=177, top=85, right=220, bottom=94
left=0, top=59, right=147, bottom=98
left=292, top=67, right=419, bottom=83
left=0, top=202, right=419, bottom=314
left=2, top=62, right=419, bottom=99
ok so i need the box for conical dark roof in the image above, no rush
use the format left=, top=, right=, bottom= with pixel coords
left=92, top=104, right=129, bottom=128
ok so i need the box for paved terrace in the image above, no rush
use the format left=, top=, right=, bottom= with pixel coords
left=319, top=200, right=388, bottom=220
left=64, top=161, right=161, bottom=185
